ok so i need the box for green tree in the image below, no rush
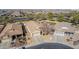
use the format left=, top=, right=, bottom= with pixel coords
left=71, top=14, right=79, bottom=25
left=57, top=13, right=64, bottom=22
left=35, top=13, right=46, bottom=20
left=47, top=12, right=53, bottom=20
left=26, top=13, right=35, bottom=20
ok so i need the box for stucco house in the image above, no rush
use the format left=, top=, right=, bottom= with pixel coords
left=25, top=21, right=40, bottom=39
left=0, top=22, right=27, bottom=48
left=54, top=22, right=79, bottom=45
left=54, top=22, right=75, bottom=36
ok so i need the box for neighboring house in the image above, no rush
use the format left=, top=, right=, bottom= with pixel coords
left=54, top=22, right=75, bottom=36
left=0, top=24, right=12, bottom=48
left=0, top=23, right=12, bottom=40
left=54, top=22, right=79, bottom=46
left=55, top=22, right=79, bottom=45
left=7, top=23, right=23, bottom=39
left=6, top=23, right=27, bottom=47
left=0, top=23, right=27, bottom=48
left=54, top=22, right=76, bottom=41
left=25, top=21, right=40, bottom=39
left=40, top=21, right=55, bottom=35
left=11, top=11, right=21, bottom=17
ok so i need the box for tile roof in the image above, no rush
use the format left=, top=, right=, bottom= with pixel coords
left=7, top=23, right=23, bottom=36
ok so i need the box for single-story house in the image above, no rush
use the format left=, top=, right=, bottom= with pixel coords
left=54, top=22, right=75, bottom=36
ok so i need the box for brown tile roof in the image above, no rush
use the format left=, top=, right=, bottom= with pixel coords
left=7, top=23, right=23, bottom=36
